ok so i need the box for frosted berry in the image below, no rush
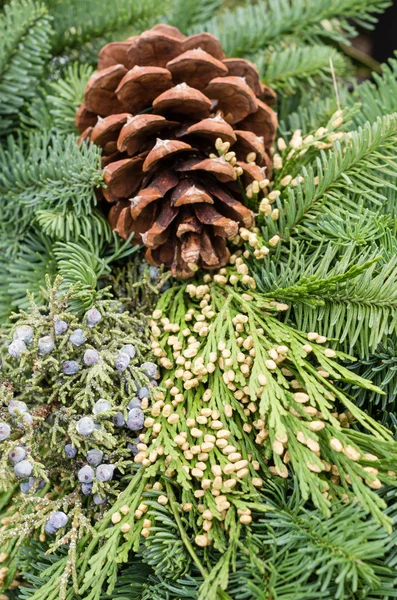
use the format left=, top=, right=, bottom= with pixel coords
left=83, top=349, right=99, bottom=366
left=93, top=493, right=106, bottom=505
left=45, top=520, right=57, bottom=534
left=78, top=465, right=95, bottom=483
left=8, top=339, right=27, bottom=358
left=82, top=482, right=93, bottom=495
left=49, top=511, right=68, bottom=529
left=63, top=360, right=79, bottom=375
left=9, top=446, right=26, bottom=464
left=14, top=460, right=33, bottom=478
left=9, top=400, right=28, bottom=416
left=20, top=479, right=33, bottom=494
left=128, top=397, right=141, bottom=410
left=96, top=464, right=115, bottom=482
left=69, top=329, right=87, bottom=347
left=93, top=399, right=111, bottom=415
left=120, top=344, right=136, bottom=359
left=115, top=352, right=130, bottom=372
left=64, top=444, right=77, bottom=459
left=114, top=412, right=125, bottom=427
left=13, top=325, right=34, bottom=344
left=38, top=336, right=55, bottom=355
left=127, top=440, right=139, bottom=456
left=127, top=408, right=144, bottom=431
left=76, top=416, right=95, bottom=436
left=86, top=308, right=102, bottom=327
left=138, top=387, right=149, bottom=400
left=19, top=413, right=33, bottom=428
left=149, top=266, right=159, bottom=281
left=140, top=362, right=158, bottom=379
left=54, top=319, right=68, bottom=335
left=87, top=449, right=103, bottom=466
left=0, top=422, right=11, bottom=440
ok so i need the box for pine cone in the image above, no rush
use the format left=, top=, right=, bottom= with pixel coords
left=76, top=24, right=277, bottom=278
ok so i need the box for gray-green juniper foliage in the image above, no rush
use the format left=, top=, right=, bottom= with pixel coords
left=0, top=278, right=159, bottom=595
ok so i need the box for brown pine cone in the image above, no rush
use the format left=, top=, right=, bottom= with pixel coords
left=76, top=24, right=277, bottom=278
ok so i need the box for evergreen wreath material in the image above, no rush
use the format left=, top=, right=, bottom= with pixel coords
left=2, top=1, right=397, bottom=599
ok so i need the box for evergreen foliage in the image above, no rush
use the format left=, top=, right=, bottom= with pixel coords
left=0, top=0, right=52, bottom=136
left=195, top=0, right=391, bottom=57
left=259, top=45, right=349, bottom=94
left=2, top=0, right=397, bottom=599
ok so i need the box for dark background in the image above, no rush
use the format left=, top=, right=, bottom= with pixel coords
left=353, top=0, right=397, bottom=63
left=370, top=2, right=397, bottom=63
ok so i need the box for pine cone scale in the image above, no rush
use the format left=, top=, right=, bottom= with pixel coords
left=77, top=24, right=277, bottom=278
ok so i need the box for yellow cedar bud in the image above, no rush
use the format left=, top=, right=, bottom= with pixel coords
left=330, top=438, right=343, bottom=452
left=192, top=468, right=204, bottom=479
left=344, top=445, right=360, bottom=461
left=112, top=512, right=122, bottom=525
left=236, top=467, right=249, bottom=478
left=324, top=348, right=336, bottom=358
left=309, top=421, right=325, bottom=431
left=293, top=392, right=310, bottom=404
left=240, top=515, right=252, bottom=525
left=195, top=534, right=210, bottom=547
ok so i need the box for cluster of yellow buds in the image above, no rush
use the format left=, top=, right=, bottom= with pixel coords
left=272, top=109, right=346, bottom=176
left=239, top=227, right=270, bottom=260
left=213, top=137, right=238, bottom=167
left=133, top=262, right=392, bottom=548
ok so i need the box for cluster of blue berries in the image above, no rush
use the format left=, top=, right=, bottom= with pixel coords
left=0, top=293, right=158, bottom=530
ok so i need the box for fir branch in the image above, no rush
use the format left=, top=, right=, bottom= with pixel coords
left=254, top=243, right=397, bottom=356
left=344, top=341, right=397, bottom=414
left=0, top=133, right=103, bottom=239
left=296, top=204, right=392, bottom=248
left=53, top=235, right=139, bottom=312
left=259, top=44, right=349, bottom=94
left=45, top=0, right=165, bottom=54
left=166, top=0, right=223, bottom=35
left=352, top=53, right=397, bottom=125
left=0, top=0, right=52, bottom=136
left=262, top=114, right=397, bottom=242
left=0, top=232, right=56, bottom=320
left=20, top=63, right=93, bottom=136
left=195, top=0, right=390, bottom=58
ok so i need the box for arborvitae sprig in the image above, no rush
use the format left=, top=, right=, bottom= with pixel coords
left=141, top=272, right=397, bottom=536
left=0, top=277, right=157, bottom=596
